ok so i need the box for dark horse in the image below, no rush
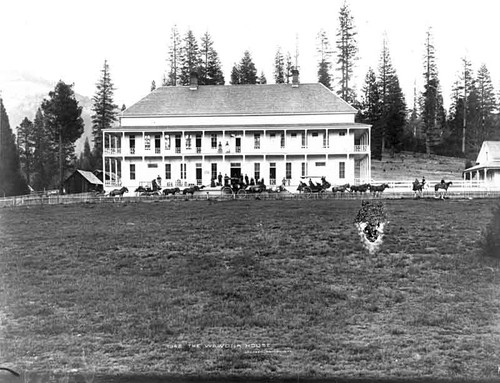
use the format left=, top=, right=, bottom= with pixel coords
left=434, top=181, right=453, bottom=199
left=163, top=187, right=180, bottom=195
left=331, top=183, right=350, bottom=194
left=350, top=183, right=371, bottom=193
left=370, top=183, right=390, bottom=197
left=412, top=179, right=426, bottom=198
left=109, top=187, right=128, bottom=197
left=183, top=185, right=204, bottom=195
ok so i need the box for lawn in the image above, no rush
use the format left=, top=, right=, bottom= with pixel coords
left=0, top=198, right=499, bottom=381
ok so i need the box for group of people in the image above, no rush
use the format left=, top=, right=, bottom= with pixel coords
left=210, top=173, right=265, bottom=188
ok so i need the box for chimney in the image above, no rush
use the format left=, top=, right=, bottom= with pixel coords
left=292, top=69, right=299, bottom=88
left=189, top=72, right=198, bottom=90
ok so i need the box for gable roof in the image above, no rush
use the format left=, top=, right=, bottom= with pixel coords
left=121, top=83, right=357, bottom=117
left=72, top=170, right=103, bottom=185
left=483, top=141, right=500, bottom=159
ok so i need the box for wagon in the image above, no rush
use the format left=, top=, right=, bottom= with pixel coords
left=221, top=177, right=266, bottom=198
left=296, top=176, right=331, bottom=196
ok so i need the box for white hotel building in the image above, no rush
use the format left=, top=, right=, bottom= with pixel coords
left=102, top=73, right=370, bottom=191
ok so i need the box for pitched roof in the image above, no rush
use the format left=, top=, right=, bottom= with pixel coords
left=75, top=170, right=103, bottom=185
left=121, top=83, right=357, bottom=117
left=484, top=141, right=500, bottom=159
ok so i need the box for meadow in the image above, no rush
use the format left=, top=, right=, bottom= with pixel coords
left=0, top=198, right=499, bottom=381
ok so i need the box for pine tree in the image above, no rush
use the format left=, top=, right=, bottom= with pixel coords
left=238, top=51, right=258, bottom=84
left=17, top=117, right=34, bottom=185
left=230, top=64, right=240, bottom=85
left=31, top=108, right=57, bottom=190
left=259, top=71, right=267, bottom=84
left=42, top=81, right=84, bottom=193
left=274, top=47, right=285, bottom=84
left=316, top=29, right=333, bottom=89
left=91, top=60, right=118, bottom=170
left=421, top=28, right=446, bottom=155
left=0, top=98, right=29, bottom=196
left=336, top=1, right=358, bottom=103
left=285, top=52, right=293, bottom=84
left=166, top=25, right=181, bottom=86
left=377, top=38, right=406, bottom=154
left=200, top=31, right=224, bottom=85
left=76, top=137, right=94, bottom=171
left=476, top=64, right=497, bottom=144
left=179, top=30, right=201, bottom=86
left=359, top=68, right=382, bottom=159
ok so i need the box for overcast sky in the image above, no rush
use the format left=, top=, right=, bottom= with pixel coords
left=1, top=0, right=500, bottom=110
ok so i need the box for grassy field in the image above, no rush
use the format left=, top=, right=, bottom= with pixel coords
left=0, top=199, right=499, bottom=381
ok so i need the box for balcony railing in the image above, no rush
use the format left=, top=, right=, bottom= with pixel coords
left=236, top=146, right=241, bottom=153
left=354, top=145, right=368, bottom=152
left=130, top=147, right=135, bottom=154
left=196, top=147, right=201, bottom=153
left=175, top=147, right=181, bottom=153
left=155, top=147, right=161, bottom=154
left=104, top=148, right=121, bottom=155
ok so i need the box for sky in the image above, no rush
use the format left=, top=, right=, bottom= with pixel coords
left=1, top=0, right=500, bottom=111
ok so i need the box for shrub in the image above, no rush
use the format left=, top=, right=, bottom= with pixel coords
left=480, top=204, right=500, bottom=258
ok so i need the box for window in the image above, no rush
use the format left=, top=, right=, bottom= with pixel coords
left=312, top=132, right=319, bottom=137
left=270, top=133, right=276, bottom=138
left=339, top=162, right=345, bottom=179
left=291, top=133, right=297, bottom=137
left=269, top=162, right=276, bottom=184
left=323, top=132, right=328, bottom=148
left=315, top=162, right=326, bottom=167
left=180, top=163, right=186, bottom=179
left=301, top=162, right=307, bottom=177
left=147, top=163, right=158, bottom=168
left=196, top=163, right=202, bottom=185
left=165, top=135, right=171, bottom=150
left=211, top=134, right=217, bottom=149
left=339, top=131, right=346, bottom=136
left=301, top=132, right=307, bottom=148
left=155, top=134, right=161, bottom=154
left=129, top=135, right=135, bottom=154
left=145, top=135, right=151, bottom=150
left=185, top=135, right=192, bottom=150
left=165, top=163, right=171, bottom=179
left=130, top=164, right=136, bottom=180
left=254, top=163, right=260, bottom=181
left=211, top=163, right=217, bottom=181
left=254, top=133, right=261, bottom=149
left=286, top=162, right=292, bottom=179
left=280, top=133, right=285, bottom=148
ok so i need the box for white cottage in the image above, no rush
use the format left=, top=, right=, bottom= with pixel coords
left=463, top=141, right=500, bottom=188
left=102, top=72, right=370, bottom=192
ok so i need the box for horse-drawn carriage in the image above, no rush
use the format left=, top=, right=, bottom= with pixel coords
left=296, top=176, right=331, bottom=196
left=220, top=177, right=267, bottom=197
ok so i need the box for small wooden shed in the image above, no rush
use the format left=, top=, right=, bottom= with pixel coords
left=64, top=170, right=104, bottom=194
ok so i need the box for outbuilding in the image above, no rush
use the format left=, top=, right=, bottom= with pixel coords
left=63, top=169, right=104, bottom=194
left=463, top=141, right=500, bottom=188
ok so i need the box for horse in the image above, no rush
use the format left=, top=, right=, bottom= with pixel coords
left=370, top=183, right=390, bottom=197
left=412, top=179, right=426, bottom=198
left=163, top=187, right=180, bottom=196
left=331, top=183, right=350, bottom=194
left=109, top=187, right=128, bottom=197
left=182, top=185, right=204, bottom=195
left=434, top=181, right=452, bottom=199
left=350, top=183, right=371, bottom=194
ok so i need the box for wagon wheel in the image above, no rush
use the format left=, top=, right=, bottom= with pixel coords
left=221, top=186, right=233, bottom=195
left=236, top=189, right=247, bottom=199
left=304, top=187, right=312, bottom=197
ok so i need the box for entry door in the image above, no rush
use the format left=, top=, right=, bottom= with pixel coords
left=230, top=163, right=241, bottom=179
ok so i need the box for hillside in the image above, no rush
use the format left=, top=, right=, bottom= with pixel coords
left=371, top=151, right=468, bottom=181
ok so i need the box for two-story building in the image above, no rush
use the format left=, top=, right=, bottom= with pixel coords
left=102, top=72, right=370, bottom=192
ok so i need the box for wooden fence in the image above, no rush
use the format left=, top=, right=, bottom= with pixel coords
left=1, top=180, right=499, bottom=208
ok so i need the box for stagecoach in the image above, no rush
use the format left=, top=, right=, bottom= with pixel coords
left=296, top=176, right=331, bottom=196
left=221, top=177, right=267, bottom=198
